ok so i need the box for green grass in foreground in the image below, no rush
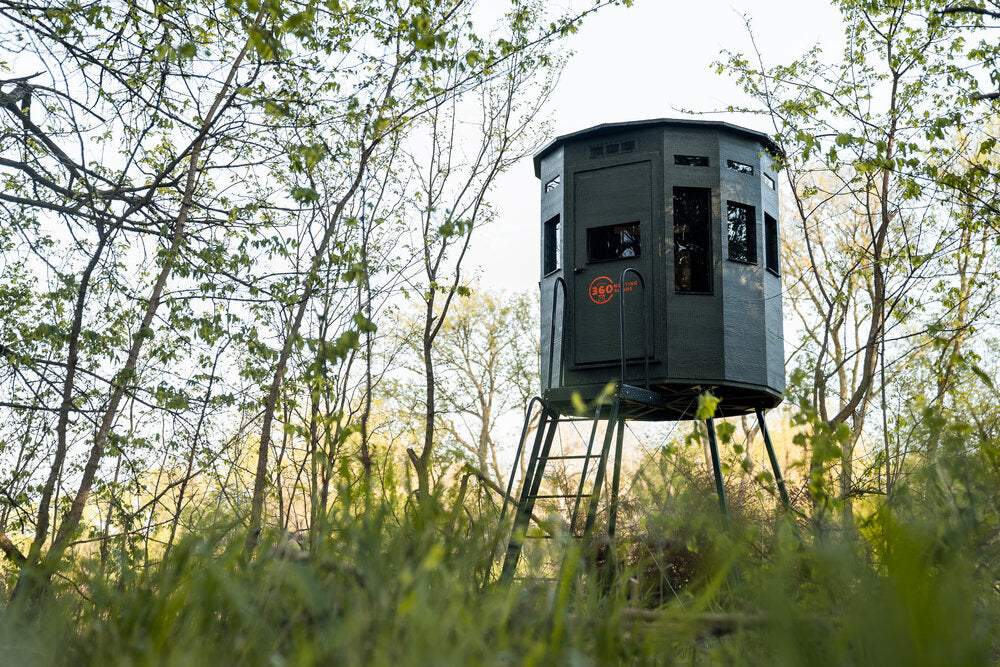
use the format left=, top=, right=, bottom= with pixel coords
left=1, top=457, right=998, bottom=666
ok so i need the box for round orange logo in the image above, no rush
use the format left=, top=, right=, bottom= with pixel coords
left=588, top=276, right=615, bottom=304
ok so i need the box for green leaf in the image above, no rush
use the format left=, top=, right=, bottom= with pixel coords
left=971, top=364, right=995, bottom=390
left=290, top=187, right=320, bottom=204
left=696, top=391, right=720, bottom=420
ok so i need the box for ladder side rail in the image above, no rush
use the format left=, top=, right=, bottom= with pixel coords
left=583, top=395, right=621, bottom=536
left=501, top=411, right=561, bottom=580
left=607, top=418, right=626, bottom=539
left=499, top=396, right=546, bottom=527
left=569, top=399, right=605, bottom=535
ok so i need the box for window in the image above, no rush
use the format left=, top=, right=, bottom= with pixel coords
left=589, top=145, right=604, bottom=159
left=587, top=222, right=640, bottom=262
left=673, top=187, right=712, bottom=293
left=727, top=159, right=755, bottom=175
left=764, top=173, right=776, bottom=190
left=765, top=213, right=779, bottom=274
left=674, top=154, right=709, bottom=167
left=543, top=215, right=561, bottom=275
left=727, top=201, right=757, bottom=264
left=545, top=175, right=561, bottom=193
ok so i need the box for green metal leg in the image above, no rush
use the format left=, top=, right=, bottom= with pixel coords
left=607, top=418, right=626, bottom=539
left=756, top=407, right=791, bottom=509
left=706, top=418, right=729, bottom=521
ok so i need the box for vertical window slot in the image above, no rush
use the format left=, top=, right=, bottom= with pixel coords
left=673, top=187, right=713, bottom=293
left=543, top=215, right=561, bottom=275
left=765, top=213, right=779, bottom=274
left=727, top=201, right=757, bottom=264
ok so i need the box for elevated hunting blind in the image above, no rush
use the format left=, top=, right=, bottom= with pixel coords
left=498, top=119, right=792, bottom=583
left=537, top=118, right=784, bottom=420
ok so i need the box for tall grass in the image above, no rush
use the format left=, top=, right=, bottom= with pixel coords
left=2, top=428, right=998, bottom=666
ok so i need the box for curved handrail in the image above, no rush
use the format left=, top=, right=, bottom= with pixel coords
left=619, top=267, right=650, bottom=389
left=547, top=277, right=567, bottom=391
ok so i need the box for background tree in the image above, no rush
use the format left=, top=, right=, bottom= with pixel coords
left=723, top=0, right=1000, bottom=533
left=397, top=32, right=560, bottom=500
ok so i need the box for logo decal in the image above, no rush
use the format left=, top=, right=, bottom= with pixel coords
left=588, top=276, right=615, bottom=304
left=588, top=276, right=640, bottom=305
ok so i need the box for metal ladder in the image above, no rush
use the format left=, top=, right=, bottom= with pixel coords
left=497, top=394, right=627, bottom=582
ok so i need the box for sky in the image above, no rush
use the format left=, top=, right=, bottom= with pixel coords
left=465, top=0, right=845, bottom=293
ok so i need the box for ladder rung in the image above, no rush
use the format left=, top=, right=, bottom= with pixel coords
left=529, top=493, right=581, bottom=499
left=524, top=534, right=553, bottom=539
left=537, top=454, right=598, bottom=460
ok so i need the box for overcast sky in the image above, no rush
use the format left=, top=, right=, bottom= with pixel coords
left=466, top=0, right=845, bottom=293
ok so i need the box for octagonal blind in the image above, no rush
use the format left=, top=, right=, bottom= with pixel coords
left=534, top=118, right=786, bottom=419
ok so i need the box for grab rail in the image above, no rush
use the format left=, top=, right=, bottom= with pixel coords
left=619, top=267, right=650, bottom=389
left=547, top=276, right=567, bottom=390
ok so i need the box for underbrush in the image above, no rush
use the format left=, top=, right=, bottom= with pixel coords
left=2, top=453, right=998, bottom=666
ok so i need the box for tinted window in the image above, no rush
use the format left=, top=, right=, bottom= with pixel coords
left=727, top=202, right=757, bottom=264
left=543, top=215, right=561, bottom=274
left=587, top=222, right=640, bottom=262
left=727, top=159, right=755, bottom=175
left=675, top=155, right=709, bottom=167
left=673, top=187, right=712, bottom=293
left=765, top=213, right=779, bottom=274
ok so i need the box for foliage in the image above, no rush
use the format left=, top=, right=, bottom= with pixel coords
left=1, top=0, right=999, bottom=662
left=2, top=410, right=999, bottom=665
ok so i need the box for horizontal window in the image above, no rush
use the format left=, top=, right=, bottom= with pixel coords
left=727, top=159, right=755, bottom=175
left=674, top=154, right=709, bottom=167
left=587, top=222, right=641, bottom=263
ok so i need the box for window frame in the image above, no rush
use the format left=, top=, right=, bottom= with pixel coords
left=764, top=212, right=780, bottom=275
left=726, top=159, right=755, bottom=176
left=674, top=154, right=710, bottom=167
left=586, top=221, right=642, bottom=264
left=726, top=201, right=758, bottom=265
left=542, top=215, right=561, bottom=276
left=672, top=186, right=714, bottom=294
